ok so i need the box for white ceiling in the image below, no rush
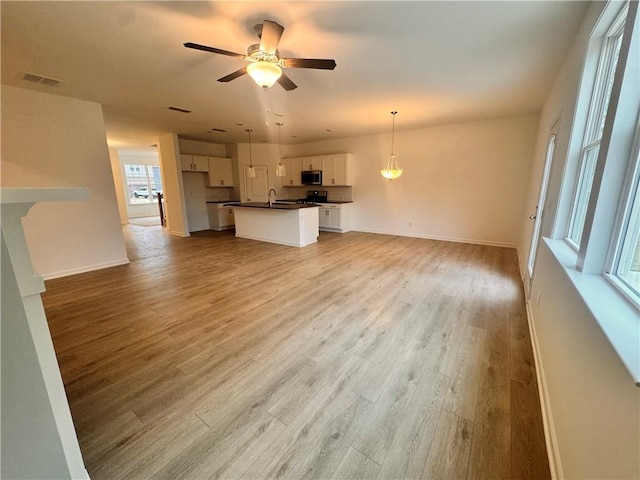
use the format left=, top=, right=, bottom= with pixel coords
left=1, top=1, right=588, bottom=148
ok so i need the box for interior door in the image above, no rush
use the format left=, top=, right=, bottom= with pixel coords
left=526, top=127, right=558, bottom=296
left=244, top=165, right=268, bottom=202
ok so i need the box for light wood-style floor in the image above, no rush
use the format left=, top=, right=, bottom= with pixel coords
left=43, top=226, right=550, bottom=479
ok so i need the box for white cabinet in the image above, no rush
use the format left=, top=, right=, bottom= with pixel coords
left=302, top=156, right=322, bottom=171
left=319, top=203, right=351, bottom=232
left=322, top=153, right=353, bottom=186
left=207, top=203, right=235, bottom=231
left=208, top=157, right=234, bottom=187
left=181, top=154, right=209, bottom=172
left=282, top=157, right=302, bottom=187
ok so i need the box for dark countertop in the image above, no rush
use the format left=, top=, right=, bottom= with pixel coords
left=281, top=199, right=354, bottom=204
left=229, top=202, right=319, bottom=210
left=206, top=200, right=240, bottom=204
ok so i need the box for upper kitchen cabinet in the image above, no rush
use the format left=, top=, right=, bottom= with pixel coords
left=322, top=153, right=353, bottom=186
left=181, top=154, right=209, bottom=172
left=302, top=156, right=323, bottom=171
left=208, top=157, right=234, bottom=187
left=282, top=157, right=302, bottom=187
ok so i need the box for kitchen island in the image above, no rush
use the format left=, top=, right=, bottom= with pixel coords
left=230, top=202, right=319, bottom=247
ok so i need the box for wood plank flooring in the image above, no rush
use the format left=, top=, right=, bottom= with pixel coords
left=42, top=226, right=550, bottom=479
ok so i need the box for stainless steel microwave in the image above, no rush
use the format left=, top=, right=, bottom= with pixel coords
left=301, top=170, right=322, bottom=185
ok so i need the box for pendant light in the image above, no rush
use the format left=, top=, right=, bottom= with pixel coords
left=275, top=122, right=286, bottom=177
left=246, top=128, right=256, bottom=178
left=381, top=111, right=403, bottom=180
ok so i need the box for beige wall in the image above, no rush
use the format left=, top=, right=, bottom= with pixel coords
left=1, top=85, right=128, bottom=278
left=286, top=114, right=538, bottom=247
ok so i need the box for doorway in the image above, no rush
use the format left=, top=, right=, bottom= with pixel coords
left=526, top=125, right=558, bottom=296
left=244, top=165, right=269, bottom=202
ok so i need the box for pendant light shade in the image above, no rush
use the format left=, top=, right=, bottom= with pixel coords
left=247, top=61, right=282, bottom=88
left=275, top=122, right=286, bottom=177
left=381, top=111, right=403, bottom=180
left=246, top=129, right=256, bottom=178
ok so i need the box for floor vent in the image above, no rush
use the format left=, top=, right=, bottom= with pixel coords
left=22, top=72, right=62, bottom=87
left=168, top=106, right=191, bottom=113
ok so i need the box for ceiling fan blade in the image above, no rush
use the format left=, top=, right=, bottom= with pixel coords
left=281, top=58, right=337, bottom=70
left=184, top=42, right=244, bottom=58
left=277, top=72, right=297, bottom=91
left=218, top=67, right=247, bottom=82
left=259, top=20, right=284, bottom=55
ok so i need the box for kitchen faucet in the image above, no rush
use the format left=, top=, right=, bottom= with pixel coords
left=268, top=188, right=277, bottom=207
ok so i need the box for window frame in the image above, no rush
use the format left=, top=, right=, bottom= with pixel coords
left=124, top=163, right=163, bottom=206
left=605, top=118, right=640, bottom=308
left=566, top=6, right=628, bottom=249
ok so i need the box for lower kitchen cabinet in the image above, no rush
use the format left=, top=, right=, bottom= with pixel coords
left=207, top=203, right=235, bottom=231
left=319, top=203, right=351, bottom=232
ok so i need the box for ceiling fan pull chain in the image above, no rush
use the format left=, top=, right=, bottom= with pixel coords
left=264, top=87, right=270, bottom=126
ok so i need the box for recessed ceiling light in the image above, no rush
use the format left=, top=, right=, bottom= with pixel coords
left=235, top=122, right=244, bottom=126
left=275, top=113, right=285, bottom=117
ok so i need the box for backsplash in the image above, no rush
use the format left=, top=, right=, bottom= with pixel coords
left=282, top=186, right=353, bottom=202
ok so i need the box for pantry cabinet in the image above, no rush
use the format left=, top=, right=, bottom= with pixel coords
left=180, top=154, right=209, bottom=172
left=282, top=157, right=302, bottom=186
left=207, top=157, right=234, bottom=187
left=322, top=153, right=353, bottom=186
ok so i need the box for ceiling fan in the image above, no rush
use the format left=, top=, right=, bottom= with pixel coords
left=184, top=20, right=336, bottom=91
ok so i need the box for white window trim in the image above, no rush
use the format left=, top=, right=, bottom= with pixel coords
left=605, top=118, right=640, bottom=308
left=566, top=3, right=629, bottom=248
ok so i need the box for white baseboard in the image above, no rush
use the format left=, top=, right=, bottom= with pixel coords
left=41, top=257, right=130, bottom=280
left=525, top=300, right=564, bottom=480
left=168, top=229, right=190, bottom=237
left=353, top=228, right=517, bottom=248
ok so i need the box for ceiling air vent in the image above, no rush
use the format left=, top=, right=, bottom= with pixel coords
left=168, top=106, right=191, bottom=113
left=22, top=72, right=62, bottom=87
left=209, top=128, right=227, bottom=133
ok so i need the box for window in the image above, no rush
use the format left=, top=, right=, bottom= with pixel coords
left=124, top=164, right=163, bottom=204
left=566, top=8, right=627, bottom=248
left=607, top=127, right=640, bottom=304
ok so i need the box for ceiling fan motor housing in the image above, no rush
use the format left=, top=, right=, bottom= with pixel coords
left=247, top=44, right=280, bottom=64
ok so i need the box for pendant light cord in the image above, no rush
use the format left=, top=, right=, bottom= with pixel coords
left=390, top=111, right=397, bottom=156
left=264, top=88, right=270, bottom=126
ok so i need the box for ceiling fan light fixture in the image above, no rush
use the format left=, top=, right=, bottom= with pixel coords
left=381, top=111, right=403, bottom=180
left=247, top=61, right=282, bottom=88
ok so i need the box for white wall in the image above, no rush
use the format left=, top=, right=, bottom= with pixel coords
left=158, top=133, right=189, bottom=237
left=108, top=148, right=129, bottom=225
left=520, top=2, right=640, bottom=478
left=1, top=85, right=128, bottom=278
left=287, top=114, right=538, bottom=246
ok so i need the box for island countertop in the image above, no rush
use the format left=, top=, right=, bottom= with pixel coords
left=227, top=202, right=319, bottom=210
